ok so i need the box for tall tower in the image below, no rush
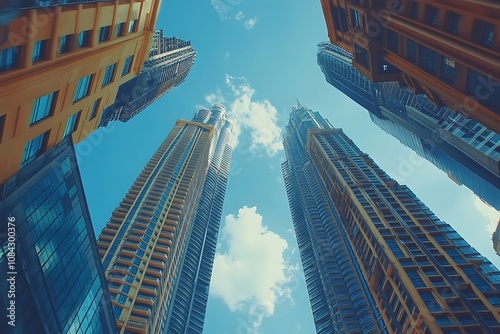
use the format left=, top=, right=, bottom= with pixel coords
left=282, top=105, right=500, bottom=334
left=0, top=0, right=162, bottom=183
left=319, top=0, right=500, bottom=133
left=96, top=105, right=233, bottom=334
left=317, top=42, right=500, bottom=210
left=99, top=30, right=196, bottom=126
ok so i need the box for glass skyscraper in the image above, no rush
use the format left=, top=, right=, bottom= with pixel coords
left=317, top=42, right=500, bottom=210
left=99, top=30, right=196, bottom=127
left=0, top=137, right=116, bottom=334
left=97, top=105, right=233, bottom=333
left=282, top=105, right=500, bottom=334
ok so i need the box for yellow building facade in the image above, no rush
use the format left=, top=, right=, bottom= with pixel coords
left=0, top=0, right=162, bottom=183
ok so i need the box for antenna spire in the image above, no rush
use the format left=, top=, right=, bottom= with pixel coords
left=295, top=97, right=301, bottom=106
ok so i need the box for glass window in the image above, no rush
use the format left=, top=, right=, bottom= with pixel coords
left=0, top=114, right=5, bottom=144
left=425, top=5, right=440, bottom=26
left=21, top=132, right=49, bottom=168
left=63, top=111, right=80, bottom=137
left=339, top=8, right=349, bottom=32
left=30, top=91, right=57, bottom=125
left=419, top=45, right=440, bottom=75
left=32, top=40, right=48, bottom=63
left=129, top=20, right=137, bottom=33
left=407, top=38, right=417, bottom=62
left=441, top=57, right=456, bottom=84
left=351, top=10, right=361, bottom=28
left=117, top=22, right=125, bottom=37
left=446, top=12, right=461, bottom=35
left=99, top=26, right=111, bottom=43
left=410, top=1, right=419, bottom=19
left=122, top=55, right=133, bottom=76
left=480, top=21, right=496, bottom=47
left=354, top=44, right=370, bottom=69
left=102, top=63, right=117, bottom=87
left=466, top=69, right=500, bottom=112
left=60, top=34, right=71, bottom=54
left=73, top=74, right=94, bottom=102
left=386, top=29, right=399, bottom=53
left=89, top=98, right=101, bottom=120
left=0, top=46, right=20, bottom=72
left=78, top=30, right=91, bottom=47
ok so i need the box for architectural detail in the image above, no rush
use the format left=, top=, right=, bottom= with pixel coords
left=97, top=105, right=233, bottom=334
left=0, top=137, right=116, bottom=334
left=319, top=0, right=500, bottom=132
left=0, top=0, right=162, bottom=183
left=283, top=104, right=500, bottom=334
left=100, top=30, right=196, bottom=126
left=317, top=42, right=500, bottom=210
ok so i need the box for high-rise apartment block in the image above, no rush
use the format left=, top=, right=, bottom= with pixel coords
left=282, top=105, right=500, bottom=334
left=317, top=42, right=500, bottom=210
left=0, top=137, right=116, bottom=334
left=320, top=0, right=500, bottom=133
left=97, top=105, right=233, bottom=333
left=99, top=30, right=196, bottom=126
left=0, top=0, right=162, bottom=183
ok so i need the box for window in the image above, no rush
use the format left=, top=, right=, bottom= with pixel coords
left=63, top=111, right=80, bottom=137
left=339, top=8, right=349, bottom=32
left=129, top=20, right=137, bottom=33
left=351, top=10, right=361, bottom=28
left=21, top=132, right=49, bottom=168
left=30, top=91, right=57, bottom=125
left=99, top=26, right=111, bottom=42
left=0, top=46, right=20, bottom=72
left=466, top=69, right=500, bottom=111
left=425, top=6, right=440, bottom=26
left=410, top=1, right=419, bottom=19
left=122, top=55, right=133, bottom=76
left=73, top=74, right=94, bottom=102
left=354, top=44, right=370, bottom=69
left=117, top=22, right=125, bottom=37
left=89, top=98, right=101, bottom=120
left=0, top=114, right=5, bottom=144
left=78, top=30, right=91, bottom=47
left=102, top=63, right=117, bottom=86
left=386, top=29, right=399, bottom=53
left=60, top=34, right=71, bottom=54
left=32, top=40, right=48, bottom=63
left=445, top=12, right=461, bottom=35
left=419, top=45, right=440, bottom=75
left=476, top=20, right=496, bottom=47
left=441, top=57, right=456, bottom=84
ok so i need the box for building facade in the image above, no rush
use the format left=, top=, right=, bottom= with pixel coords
left=96, top=105, right=233, bottom=334
left=319, top=0, right=500, bottom=133
left=0, top=0, right=162, bottom=183
left=0, top=137, right=116, bottom=334
left=317, top=42, right=500, bottom=210
left=282, top=104, right=500, bottom=334
left=99, top=30, right=196, bottom=126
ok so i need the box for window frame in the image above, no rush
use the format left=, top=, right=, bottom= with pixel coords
left=73, top=74, right=94, bottom=103
left=99, top=26, right=111, bottom=43
left=89, top=98, right=101, bottom=120
left=30, top=91, right=58, bottom=125
left=63, top=111, right=81, bottom=138
left=78, top=30, right=91, bottom=47
left=32, top=39, right=48, bottom=63
left=21, top=131, right=50, bottom=168
left=0, top=46, right=21, bottom=72
left=122, top=55, right=134, bottom=76
left=102, top=63, right=117, bottom=87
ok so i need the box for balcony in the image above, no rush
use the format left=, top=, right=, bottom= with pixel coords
left=136, top=294, right=155, bottom=306
left=132, top=304, right=151, bottom=317
left=146, top=267, right=163, bottom=278
left=154, top=244, right=170, bottom=254
left=148, top=259, right=165, bottom=269
left=139, top=285, right=157, bottom=296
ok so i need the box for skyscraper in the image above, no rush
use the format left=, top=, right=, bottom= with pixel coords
left=96, top=105, right=233, bottom=333
left=99, top=30, right=196, bottom=126
left=319, top=0, right=500, bottom=133
left=317, top=42, right=500, bottom=210
left=0, top=136, right=116, bottom=333
left=0, top=0, right=162, bottom=183
left=282, top=105, right=500, bottom=333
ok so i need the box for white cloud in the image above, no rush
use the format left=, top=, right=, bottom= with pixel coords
left=225, top=75, right=283, bottom=156
left=224, top=51, right=230, bottom=60
left=244, top=17, right=257, bottom=30
left=210, top=0, right=233, bottom=20
left=473, top=196, right=500, bottom=233
left=211, top=206, right=295, bottom=326
left=204, top=88, right=225, bottom=106
left=235, top=11, right=244, bottom=20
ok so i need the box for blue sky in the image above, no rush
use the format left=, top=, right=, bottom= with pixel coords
left=77, top=0, right=500, bottom=333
